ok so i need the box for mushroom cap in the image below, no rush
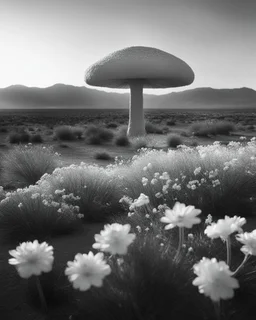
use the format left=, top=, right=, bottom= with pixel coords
left=85, top=46, right=194, bottom=89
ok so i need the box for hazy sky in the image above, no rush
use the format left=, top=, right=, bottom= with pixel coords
left=0, top=0, right=255, bottom=94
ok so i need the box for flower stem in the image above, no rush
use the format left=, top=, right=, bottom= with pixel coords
left=233, top=255, right=250, bottom=276
left=226, top=236, right=231, bottom=267
left=213, top=300, right=221, bottom=320
left=174, top=227, right=184, bottom=262
left=36, top=276, right=47, bottom=313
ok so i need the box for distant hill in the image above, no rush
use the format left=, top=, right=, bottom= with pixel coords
left=0, top=84, right=255, bottom=109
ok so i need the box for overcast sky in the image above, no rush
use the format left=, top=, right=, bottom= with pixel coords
left=0, top=0, right=255, bottom=94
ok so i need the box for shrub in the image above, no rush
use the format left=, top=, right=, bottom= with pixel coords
left=94, top=151, right=113, bottom=161
left=8, top=130, right=30, bottom=144
left=72, top=126, right=84, bottom=139
left=54, top=126, right=76, bottom=141
left=85, top=125, right=114, bottom=145
left=1, top=145, right=61, bottom=187
left=190, top=121, right=235, bottom=137
left=113, top=140, right=256, bottom=219
left=36, top=163, right=124, bottom=222
left=0, top=189, right=82, bottom=243
left=30, top=134, right=43, bottom=143
left=167, top=133, right=183, bottom=148
left=0, top=127, right=8, bottom=133
left=117, top=125, right=128, bottom=136
left=166, top=119, right=176, bottom=126
left=131, top=137, right=148, bottom=150
left=106, top=122, right=118, bottom=129
left=115, top=134, right=130, bottom=147
left=145, top=121, right=163, bottom=134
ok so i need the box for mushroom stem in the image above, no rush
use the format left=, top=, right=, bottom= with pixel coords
left=127, top=81, right=145, bottom=137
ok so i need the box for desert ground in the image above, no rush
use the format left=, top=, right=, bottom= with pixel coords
left=0, top=108, right=256, bottom=320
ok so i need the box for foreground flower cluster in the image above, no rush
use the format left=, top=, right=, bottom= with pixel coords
left=8, top=196, right=256, bottom=319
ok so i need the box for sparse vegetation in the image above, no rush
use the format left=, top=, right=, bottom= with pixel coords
left=190, top=121, right=236, bottom=137
left=145, top=121, right=163, bottom=134
left=54, top=126, right=77, bottom=141
left=131, top=136, right=148, bottom=150
left=114, top=134, right=130, bottom=146
left=85, top=125, right=114, bottom=145
left=30, top=134, right=43, bottom=143
left=94, top=151, right=113, bottom=161
left=8, top=130, right=30, bottom=144
left=1, top=145, right=61, bottom=187
left=167, top=133, right=183, bottom=148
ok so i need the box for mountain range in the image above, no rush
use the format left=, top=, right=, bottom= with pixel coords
left=0, top=84, right=255, bottom=109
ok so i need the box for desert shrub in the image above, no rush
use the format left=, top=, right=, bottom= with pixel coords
left=8, top=130, right=30, bottom=144
left=131, top=137, right=148, bottom=150
left=145, top=121, right=163, bottom=134
left=30, top=134, right=43, bottom=143
left=190, top=121, right=235, bottom=137
left=54, top=126, right=76, bottom=141
left=72, top=126, right=84, bottom=139
left=85, top=125, right=114, bottom=145
left=167, top=133, right=183, bottom=148
left=180, top=131, right=191, bottom=137
left=166, top=119, right=176, bottom=126
left=113, top=140, right=256, bottom=219
left=36, top=163, right=124, bottom=222
left=1, top=145, right=61, bottom=187
left=162, top=126, right=170, bottom=134
left=115, top=134, right=130, bottom=147
left=0, top=188, right=82, bottom=243
left=94, top=151, right=113, bottom=161
left=106, top=122, right=118, bottom=129
left=117, top=125, right=128, bottom=136
left=0, top=127, right=8, bottom=133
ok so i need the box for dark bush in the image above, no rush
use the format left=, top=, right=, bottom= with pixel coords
left=190, top=121, right=235, bottom=137
left=8, top=130, right=30, bottom=144
left=166, top=119, right=176, bottom=126
left=54, top=126, right=76, bottom=141
left=94, top=151, right=113, bottom=161
left=85, top=125, right=114, bottom=145
left=30, top=134, right=43, bottom=143
left=145, top=122, right=163, bottom=134
left=106, top=122, right=119, bottom=129
left=167, top=133, right=183, bottom=148
left=115, top=135, right=130, bottom=147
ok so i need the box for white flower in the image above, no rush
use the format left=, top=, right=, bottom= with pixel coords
left=204, top=216, right=246, bottom=240
left=129, top=193, right=149, bottom=210
left=150, top=178, right=158, bottom=185
left=160, top=202, right=201, bottom=229
left=9, top=240, right=54, bottom=278
left=155, top=192, right=162, bottom=198
left=92, top=223, right=136, bottom=255
left=142, top=177, right=148, bottom=186
left=18, top=203, right=23, bottom=208
left=192, top=257, right=239, bottom=302
left=205, top=214, right=213, bottom=225
left=194, top=167, right=201, bottom=175
left=236, top=230, right=256, bottom=256
left=65, top=252, right=111, bottom=291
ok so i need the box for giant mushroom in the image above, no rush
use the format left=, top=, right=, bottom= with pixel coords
left=85, top=46, right=195, bottom=137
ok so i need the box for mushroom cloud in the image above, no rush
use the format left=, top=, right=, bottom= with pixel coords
left=85, top=46, right=195, bottom=137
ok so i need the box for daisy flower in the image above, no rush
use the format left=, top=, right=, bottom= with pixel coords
left=93, top=223, right=136, bottom=255
left=160, top=202, right=201, bottom=229
left=193, top=257, right=239, bottom=302
left=65, top=251, right=111, bottom=291
left=9, top=240, right=54, bottom=278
